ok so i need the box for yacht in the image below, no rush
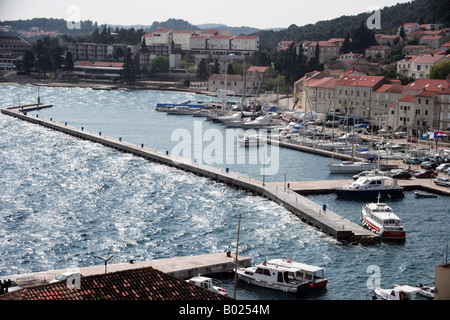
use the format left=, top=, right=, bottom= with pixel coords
left=241, top=114, right=279, bottom=129
left=236, top=260, right=310, bottom=294
left=335, top=175, right=404, bottom=199
left=166, top=105, right=201, bottom=115
left=361, top=198, right=406, bottom=240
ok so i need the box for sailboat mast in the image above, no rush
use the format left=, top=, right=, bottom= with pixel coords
left=233, top=214, right=242, bottom=300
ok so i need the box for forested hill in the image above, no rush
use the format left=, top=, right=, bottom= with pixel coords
left=255, top=0, right=450, bottom=50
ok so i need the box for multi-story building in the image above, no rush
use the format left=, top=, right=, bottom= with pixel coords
left=143, top=28, right=173, bottom=46
left=231, top=36, right=259, bottom=53
left=302, top=41, right=340, bottom=63
left=397, top=54, right=449, bottom=79
left=303, top=76, right=338, bottom=114
left=208, top=73, right=259, bottom=96
left=394, top=79, right=450, bottom=132
left=365, top=46, right=391, bottom=61
left=334, top=75, right=385, bottom=119
left=0, top=36, right=31, bottom=55
left=66, top=43, right=138, bottom=61
left=172, top=30, right=197, bottom=50
left=420, top=35, right=446, bottom=49
left=73, top=60, right=124, bottom=82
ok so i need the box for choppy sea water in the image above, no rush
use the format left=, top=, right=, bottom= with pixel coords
left=0, top=83, right=448, bottom=300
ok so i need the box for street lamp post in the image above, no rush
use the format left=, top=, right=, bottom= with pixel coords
left=95, top=255, right=114, bottom=274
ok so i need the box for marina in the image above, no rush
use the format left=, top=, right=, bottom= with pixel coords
left=0, top=84, right=449, bottom=300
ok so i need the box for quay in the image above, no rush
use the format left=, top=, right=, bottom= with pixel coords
left=0, top=253, right=251, bottom=287
left=2, top=103, right=381, bottom=244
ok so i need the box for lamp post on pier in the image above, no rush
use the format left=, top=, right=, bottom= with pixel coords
left=94, top=255, right=114, bottom=274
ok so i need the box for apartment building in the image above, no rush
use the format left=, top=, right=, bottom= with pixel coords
left=0, top=36, right=31, bottom=55
left=397, top=54, right=449, bottom=79
left=172, top=30, right=197, bottom=50
left=394, top=79, right=450, bottom=132
left=365, top=46, right=391, bottom=61
left=302, top=41, right=340, bottom=63
left=334, top=75, right=385, bottom=119
left=208, top=73, right=259, bottom=96
left=66, top=43, right=138, bottom=61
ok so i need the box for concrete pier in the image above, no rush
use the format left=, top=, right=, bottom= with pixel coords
left=1, top=104, right=380, bottom=244
left=0, top=253, right=251, bottom=287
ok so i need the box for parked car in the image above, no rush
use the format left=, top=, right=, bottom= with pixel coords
left=421, top=161, right=438, bottom=170
left=407, top=137, right=417, bottom=143
left=434, top=177, right=450, bottom=187
left=392, top=171, right=412, bottom=180
left=436, top=163, right=450, bottom=172
left=403, top=157, right=421, bottom=164
left=414, top=170, right=438, bottom=179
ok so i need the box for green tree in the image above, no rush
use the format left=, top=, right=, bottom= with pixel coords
left=122, top=48, right=139, bottom=83
left=64, top=51, right=74, bottom=72
left=429, top=60, right=450, bottom=79
left=23, top=51, right=35, bottom=74
left=147, top=56, right=170, bottom=76
left=340, top=34, right=351, bottom=54
left=196, top=58, right=209, bottom=80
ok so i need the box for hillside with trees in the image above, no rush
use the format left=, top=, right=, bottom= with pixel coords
left=255, top=0, right=450, bottom=50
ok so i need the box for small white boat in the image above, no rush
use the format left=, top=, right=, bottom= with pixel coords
left=186, top=275, right=228, bottom=296
left=416, top=284, right=435, bottom=299
left=238, top=134, right=261, bottom=147
left=166, top=105, right=202, bottom=115
left=373, top=285, right=421, bottom=300
left=361, top=196, right=406, bottom=240
left=236, top=260, right=310, bottom=294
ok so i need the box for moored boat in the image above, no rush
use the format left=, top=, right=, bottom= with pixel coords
left=414, top=190, right=438, bottom=198
left=236, top=260, right=310, bottom=294
left=361, top=197, right=406, bottom=240
left=416, top=283, right=435, bottom=299
left=373, top=285, right=421, bottom=300
left=186, top=275, right=228, bottom=296
left=266, top=259, right=328, bottom=289
left=335, top=175, right=404, bottom=199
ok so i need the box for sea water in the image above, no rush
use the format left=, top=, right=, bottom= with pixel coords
left=0, top=83, right=448, bottom=300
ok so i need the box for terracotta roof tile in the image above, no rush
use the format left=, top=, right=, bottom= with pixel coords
left=0, top=266, right=232, bottom=301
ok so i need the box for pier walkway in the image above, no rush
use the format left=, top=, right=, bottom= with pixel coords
left=2, top=104, right=381, bottom=244
left=0, top=253, right=251, bottom=287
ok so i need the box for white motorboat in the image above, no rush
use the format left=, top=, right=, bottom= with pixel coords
left=218, top=112, right=242, bottom=123
left=361, top=196, right=406, bottom=240
left=166, top=105, right=201, bottom=115
left=238, top=134, right=261, bottom=147
left=416, top=284, right=435, bottom=299
left=329, top=160, right=377, bottom=173
left=335, top=175, right=405, bottom=199
left=236, top=260, right=310, bottom=294
left=373, top=285, right=421, bottom=300
left=186, top=275, right=228, bottom=296
left=265, top=259, right=328, bottom=289
left=241, top=114, right=279, bottom=129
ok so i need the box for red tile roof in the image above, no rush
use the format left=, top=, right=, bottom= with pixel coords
left=0, top=266, right=232, bottom=300
left=398, top=95, right=415, bottom=103
left=406, top=79, right=450, bottom=91
left=336, top=75, right=385, bottom=87
left=247, top=66, right=269, bottom=73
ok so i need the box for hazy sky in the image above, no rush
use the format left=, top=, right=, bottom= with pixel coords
left=0, top=0, right=412, bottom=29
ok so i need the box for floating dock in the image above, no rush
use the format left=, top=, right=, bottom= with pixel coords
left=0, top=253, right=251, bottom=287
left=2, top=104, right=382, bottom=244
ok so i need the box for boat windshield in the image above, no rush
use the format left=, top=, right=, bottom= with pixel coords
left=315, top=269, right=324, bottom=279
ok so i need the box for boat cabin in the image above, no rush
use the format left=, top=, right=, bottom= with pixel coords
left=246, top=263, right=305, bottom=286
left=267, top=259, right=327, bottom=288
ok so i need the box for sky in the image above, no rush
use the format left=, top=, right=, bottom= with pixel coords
left=0, top=0, right=413, bottom=30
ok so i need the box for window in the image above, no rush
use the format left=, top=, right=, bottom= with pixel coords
left=425, top=99, right=429, bottom=105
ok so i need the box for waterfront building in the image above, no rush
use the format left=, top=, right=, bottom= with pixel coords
left=303, top=76, right=338, bottom=114
left=73, top=60, right=124, bottom=82
left=208, top=73, right=259, bottom=96
left=372, top=83, right=405, bottom=128
left=0, top=50, right=23, bottom=70
left=334, top=75, right=385, bottom=119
